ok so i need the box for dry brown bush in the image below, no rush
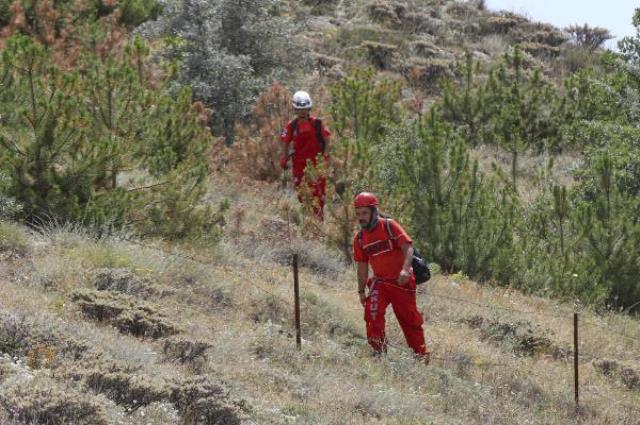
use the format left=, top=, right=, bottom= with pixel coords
left=466, top=315, right=563, bottom=357
left=0, top=313, right=90, bottom=361
left=216, top=83, right=292, bottom=182
left=0, top=222, right=30, bottom=259
left=565, top=24, right=613, bottom=51
left=163, top=337, right=212, bottom=364
left=593, top=359, right=640, bottom=390
left=250, top=294, right=290, bottom=325
left=85, top=371, right=168, bottom=409
left=362, top=41, right=397, bottom=70
left=521, top=27, right=567, bottom=47
left=400, top=57, right=454, bottom=92
left=90, top=268, right=172, bottom=298
left=71, top=290, right=181, bottom=338
left=481, top=15, right=523, bottom=35
left=0, top=386, right=109, bottom=425
left=0, top=0, right=128, bottom=70
left=403, top=12, right=443, bottom=35
left=411, top=39, right=442, bottom=58
left=446, top=1, right=481, bottom=20
left=366, top=0, right=406, bottom=26
left=170, top=377, right=246, bottom=425
left=315, top=52, right=343, bottom=72
left=519, top=41, right=560, bottom=58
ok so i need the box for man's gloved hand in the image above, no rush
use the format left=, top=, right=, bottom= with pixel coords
left=279, top=157, right=289, bottom=170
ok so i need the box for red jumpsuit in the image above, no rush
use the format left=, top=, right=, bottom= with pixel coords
left=280, top=116, right=330, bottom=219
left=353, top=219, right=429, bottom=356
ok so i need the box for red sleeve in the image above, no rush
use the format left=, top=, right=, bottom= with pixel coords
left=390, top=220, right=412, bottom=246
left=353, top=233, right=368, bottom=262
left=280, top=121, right=293, bottom=144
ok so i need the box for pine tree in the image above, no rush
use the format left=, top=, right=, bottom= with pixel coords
left=573, top=153, right=640, bottom=309
left=442, top=52, right=489, bottom=147
left=324, top=68, right=402, bottom=262
left=441, top=48, right=560, bottom=190
left=0, top=34, right=223, bottom=239
left=394, top=109, right=519, bottom=279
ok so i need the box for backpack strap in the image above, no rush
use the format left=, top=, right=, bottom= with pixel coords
left=314, top=118, right=325, bottom=153
left=290, top=118, right=298, bottom=137
left=384, top=218, right=396, bottom=240
left=358, top=219, right=397, bottom=250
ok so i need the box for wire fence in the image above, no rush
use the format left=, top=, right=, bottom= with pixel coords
left=113, top=233, right=640, bottom=351
left=59, top=232, right=640, bottom=413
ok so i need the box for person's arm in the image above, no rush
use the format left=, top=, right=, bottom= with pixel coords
left=280, top=140, right=290, bottom=169
left=357, top=261, right=369, bottom=306
left=398, top=242, right=414, bottom=285
left=323, top=135, right=330, bottom=154
left=280, top=123, right=292, bottom=169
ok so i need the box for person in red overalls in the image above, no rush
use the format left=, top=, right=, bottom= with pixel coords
left=353, top=192, right=431, bottom=364
left=280, top=91, right=331, bottom=220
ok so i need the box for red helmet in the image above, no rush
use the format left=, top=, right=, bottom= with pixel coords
left=354, top=192, right=379, bottom=208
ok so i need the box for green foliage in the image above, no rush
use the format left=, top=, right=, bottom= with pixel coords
left=442, top=53, right=491, bottom=147
left=325, top=68, right=402, bottom=261
left=0, top=34, right=224, bottom=239
left=330, top=68, right=402, bottom=144
left=390, top=110, right=519, bottom=279
left=117, top=0, right=163, bottom=27
left=442, top=49, right=560, bottom=189
left=141, top=0, right=308, bottom=144
left=618, top=7, right=640, bottom=64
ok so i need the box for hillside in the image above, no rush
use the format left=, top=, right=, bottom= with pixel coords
left=1, top=175, right=640, bottom=424
left=2, top=0, right=640, bottom=424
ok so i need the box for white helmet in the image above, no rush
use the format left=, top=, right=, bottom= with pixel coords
left=292, top=90, right=312, bottom=109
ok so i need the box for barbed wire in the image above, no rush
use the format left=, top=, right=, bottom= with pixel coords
left=67, top=232, right=640, bottom=365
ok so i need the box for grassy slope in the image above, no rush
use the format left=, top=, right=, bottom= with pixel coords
left=1, top=174, right=639, bottom=424
left=0, top=1, right=633, bottom=424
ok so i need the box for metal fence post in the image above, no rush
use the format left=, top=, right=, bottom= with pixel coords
left=293, top=254, right=301, bottom=349
left=574, top=312, right=579, bottom=409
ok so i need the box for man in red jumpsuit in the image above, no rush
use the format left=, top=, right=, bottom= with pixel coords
left=353, top=192, right=431, bottom=364
left=280, top=91, right=331, bottom=220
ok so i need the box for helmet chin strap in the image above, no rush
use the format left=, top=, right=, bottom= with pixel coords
left=360, top=207, right=379, bottom=230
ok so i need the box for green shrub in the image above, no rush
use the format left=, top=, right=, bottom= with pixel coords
left=325, top=68, right=402, bottom=261
left=0, top=35, right=224, bottom=239
left=442, top=49, right=561, bottom=188
left=140, top=0, right=308, bottom=144
left=391, top=110, right=519, bottom=279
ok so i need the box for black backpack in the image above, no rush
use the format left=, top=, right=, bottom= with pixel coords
left=290, top=117, right=325, bottom=153
left=357, top=219, right=431, bottom=284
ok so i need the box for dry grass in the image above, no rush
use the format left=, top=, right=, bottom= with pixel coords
left=470, top=144, right=581, bottom=203
left=2, top=170, right=638, bottom=424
